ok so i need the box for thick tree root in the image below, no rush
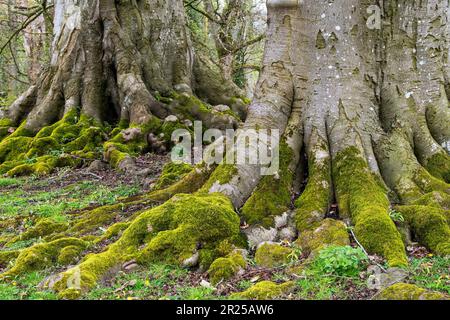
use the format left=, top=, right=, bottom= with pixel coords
left=2, top=0, right=450, bottom=300
left=0, top=108, right=105, bottom=177
left=294, top=128, right=332, bottom=232
left=42, top=193, right=241, bottom=298
left=0, top=91, right=244, bottom=176
left=333, top=147, right=407, bottom=267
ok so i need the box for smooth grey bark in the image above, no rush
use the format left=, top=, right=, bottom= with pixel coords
left=3, top=0, right=244, bottom=132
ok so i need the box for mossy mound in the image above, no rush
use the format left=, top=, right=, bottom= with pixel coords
left=412, top=191, right=450, bottom=210
left=333, top=147, right=407, bottom=267
left=208, top=251, right=247, bottom=285
left=6, top=218, right=68, bottom=246
left=0, top=250, right=20, bottom=266
left=232, top=281, right=294, bottom=300
left=377, top=283, right=448, bottom=300
left=254, top=243, right=293, bottom=268
left=152, top=162, right=193, bottom=190
left=0, top=238, right=88, bottom=278
left=295, top=218, right=350, bottom=255
left=425, top=152, right=450, bottom=183
left=0, top=108, right=104, bottom=177
left=50, top=193, right=241, bottom=298
left=395, top=205, right=450, bottom=255
left=57, top=245, right=85, bottom=265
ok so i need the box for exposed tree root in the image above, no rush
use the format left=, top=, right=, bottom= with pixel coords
left=1, top=0, right=450, bottom=300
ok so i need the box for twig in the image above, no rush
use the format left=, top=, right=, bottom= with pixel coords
left=81, top=171, right=102, bottom=180
left=349, top=227, right=387, bottom=272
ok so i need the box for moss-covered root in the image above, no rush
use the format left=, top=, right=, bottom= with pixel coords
left=295, top=218, right=350, bottom=256
left=0, top=118, right=14, bottom=141
left=294, top=131, right=332, bottom=232
left=232, top=281, right=295, bottom=300
left=0, top=108, right=105, bottom=177
left=152, top=162, right=193, bottom=190
left=0, top=238, right=88, bottom=279
left=6, top=218, right=68, bottom=246
left=412, top=191, right=450, bottom=210
left=241, top=140, right=295, bottom=227
left=377, top=283, right=449, bottom=300
left=102, top=119, right=161, bottom=170
left=147, top=162, right=215, bottom=202
left=376, top=130, right=449, bottom=205
left=394, top=205, right=450, bottom=255
left=333, top=147, right=407, bottom=267
left=208, top=250, right=247, bottom=285
left=51, top=193, right=241, bottom=298
left=425, top=152, right=450, bottom=183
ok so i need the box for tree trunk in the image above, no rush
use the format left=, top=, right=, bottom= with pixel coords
left=0, top=0, right=449, bottom=299
left=0, top=0, right=246, bottom=174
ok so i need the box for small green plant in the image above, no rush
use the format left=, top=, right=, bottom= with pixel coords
left=182, top=287, right=217, bottom=300
left=24, top=157, right=38, bottom=165
left=409, top=256, right=450, bottom=294
left=389, top=210, right=405, bottom=223
left=312, top=246, right=368, bottom=277
left=237, top=280, right=253, bottom=290
left=0, top=178, right=22, bottom=187
left=48, top=149, right=65, bottom=157
left=287, top=245, right=303, bottom=264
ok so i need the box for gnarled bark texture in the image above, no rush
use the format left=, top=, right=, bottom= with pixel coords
left=0, top=0, right=246, bottom=175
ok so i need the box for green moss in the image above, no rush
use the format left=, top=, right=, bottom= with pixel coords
left=95, top=222, right=131, bottom=244
left=425, top=152, right=450, bottom=183
left=0, top=118, right=13, bottom=127
left=5, top=155, right=76, bottom=177
left=0, top=250, right=20, bottom=266
left=377, top=283, right=448, bottom=300
left=295, top=219, right=350, bottom=255
left=395, top=205, right=450, bottom=255
left=7, top=218, right=68, bottom=245
left=153, top=162, right=193, bottom=190
left=103, top=119, right=162, bottom=168
left=0, top=136, right=32, bottom=163
left=0, top=238, right=88, bottom=278
left=208, top=251, right=247, bottom=285
left=413, top=167, right=450, bottom=197
left=57, top=245, right=85, bottom=265
left=333, top=147, right=407, bottom=267
left=58, top=288, right=82, bottom=300
left=413, top=191, right=450, bottom=210
left=232, top=281, right=294, bottom=300
left=241, top=140, right=294, bottom=227
left=70, top=204, right=124, bottom=234
left=0, top=108, right=104, bottom=176
left=51, top=193, right=240, bottom=297
left=295, top=141, right=331, bottom=232
left=146, top=162, right=214, bottom=202
left=136, top=194, right=240, bottom=265
left=254, top=243, right=292, bottom=268
left=200, top=164, right=238, bottom=193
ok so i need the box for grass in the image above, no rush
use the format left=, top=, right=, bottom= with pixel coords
left=0, top=271, right=57, bottom=300
left=85, top=264, right=220, bottom=300
left=0, top=175, right=143, bottom=265
left=294, top=270, right=367, bottom=300
left=0, top=175, right=449, bottom=300
left=409, top=256, right=449, bottom=294
left=0, top=177, right=141, bottom=223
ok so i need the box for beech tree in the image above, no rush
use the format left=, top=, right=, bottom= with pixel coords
left=0, top=0, right=449, bottom=299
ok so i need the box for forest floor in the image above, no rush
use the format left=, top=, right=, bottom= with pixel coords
left=0, top=153, right=448, bottom=300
